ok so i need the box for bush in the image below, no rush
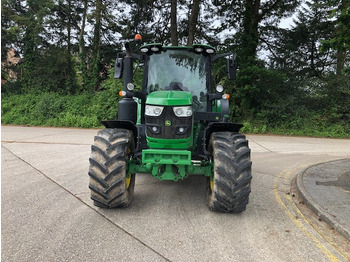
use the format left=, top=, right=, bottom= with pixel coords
left=1, top=85, right=122, bottom=128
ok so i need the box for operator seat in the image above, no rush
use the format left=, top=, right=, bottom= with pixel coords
left=164, top=82, right=188, bottom=91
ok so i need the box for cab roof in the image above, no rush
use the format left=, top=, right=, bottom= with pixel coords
left=139, top=43, right=216, bottom=55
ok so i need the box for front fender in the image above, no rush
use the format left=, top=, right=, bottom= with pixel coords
left=203, top=122, right=243, bottom=154
left=101, top=120, right=138, bottom=144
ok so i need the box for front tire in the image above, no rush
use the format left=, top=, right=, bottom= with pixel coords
left=207, top=132, right=252, bottom=213
left=88, top=128, right=135, bottom=208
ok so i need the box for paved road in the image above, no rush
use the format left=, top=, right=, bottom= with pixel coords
left=2, top=126, right=350, bottom=262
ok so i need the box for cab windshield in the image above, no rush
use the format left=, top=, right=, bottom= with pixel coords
left=146, top=49, right=207, bottom=111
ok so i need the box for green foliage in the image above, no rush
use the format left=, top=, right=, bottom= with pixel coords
left=1, top=0, right=80, bottom=93
left=322, top=0, right=350, bottom=51
left=22, top=47, right=79, bottom=93
left=269, top=1, right=336, bottom=78
left=234, top=65, right=287, bottom=117
left=1, top=80, right=23, bottom=95
left=1, top=79, right=123, bottom=128
left=241, top=118, right=349, bottom=138
left=237, top=74, right=350, bottom=138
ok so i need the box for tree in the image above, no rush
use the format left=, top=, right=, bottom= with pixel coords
left=1, top=0, right=84, bottom=92
left=214, top=0, right=299, bottom=67
left=211, top=0, right=300, bottom=118
left=82, top=0, right=125, bottom=91
left=170, top=0, right=178, bottom=45
left=118, top=0, right=217, bottom=46
left=20, top=0, right=52, bottom=90
left=187, top=0, right=201, bottom=45
left=1, top=0, right=21, bottom=62
left=1, top=0, right=24, bottom=82
left=88, top=0, right=102, bottom=92
left=48, top=0, right=83, bottom=92
left=78, top=0, right=88, bottom=55
left=322, top=0, right=350, bottom=75
left=268, top=0, right=337, bottom=78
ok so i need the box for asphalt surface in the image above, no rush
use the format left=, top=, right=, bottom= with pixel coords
left=2, top=125, right=350, bottom=262
left=296, top=159, right=350, bottom=240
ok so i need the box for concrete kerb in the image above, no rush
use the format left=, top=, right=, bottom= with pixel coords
left=296, top=160, right=350, bottom=241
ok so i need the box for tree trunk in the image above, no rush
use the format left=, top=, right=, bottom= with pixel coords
left=240, top=0, right=261, bottom=65
left=78, top=0, right=88, bottom=90
left=79, top=0, right=88, bottom=55
left=66, top=0, right=74, bottom=92
left=93, top=0, right=102, bottom=56
left=336, top=0, right=346, bottom=75
left=187, top=0, right=201, bottom=46
left=91, top=0, right=102, bottom=91
left=336, top=50, right=345, bottom=75
left=67, top=0, right=71, bottom=55
left=171, top=0, right=178, bottom=46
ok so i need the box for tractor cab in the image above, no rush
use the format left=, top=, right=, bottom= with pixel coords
left=114, top=42, right=238, bottom=152
left=144, top=44, right=211, bottom=113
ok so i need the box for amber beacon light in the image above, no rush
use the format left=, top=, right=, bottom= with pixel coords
left=134, top=34, right=142, bottom=43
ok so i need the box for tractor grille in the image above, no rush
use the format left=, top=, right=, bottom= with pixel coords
left=145, top=106, right=192, bottom=139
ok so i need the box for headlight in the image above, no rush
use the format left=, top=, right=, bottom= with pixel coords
left=173, top=106, right=192, bottom=117
left=145, top=105, right=164, bottom=116
left=205, top=48, right=215, bottom=54
left=126, top=83, right=135, bottom=91
left=151, top=46, right=160, bottom=52
left=195, top=47, right=203, bottom=53
left=216, top=85, right=223, bottom=93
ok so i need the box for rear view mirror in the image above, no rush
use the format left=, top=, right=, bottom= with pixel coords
left=227, top=57, right=237, bottom=80
left=114, top=58, right=123, bottom=79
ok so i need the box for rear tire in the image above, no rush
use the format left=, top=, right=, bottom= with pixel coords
left=88, top=128, right=135, bottom=208
left=207, top=132, right=252, bottom=213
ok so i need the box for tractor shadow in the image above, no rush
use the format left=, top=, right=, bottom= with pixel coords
left=131, top=173, right=208, bottom=212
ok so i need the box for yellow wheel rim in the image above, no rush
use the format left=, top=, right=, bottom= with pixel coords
left=125, top=146, right=131, bottom=189
left=126, top=176, right=131, bottom=189
left=210, top=179, right=214, bottom=191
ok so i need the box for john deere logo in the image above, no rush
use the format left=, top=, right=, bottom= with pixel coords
left=165, top=120, right=171, bottom=126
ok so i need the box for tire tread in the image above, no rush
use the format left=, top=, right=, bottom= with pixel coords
left=88, top=128, right=135, bottom=208
left=207, top=132, right=252, bottom=213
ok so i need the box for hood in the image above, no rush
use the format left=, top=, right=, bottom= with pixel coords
left=146, top=91, right=192, bottom=106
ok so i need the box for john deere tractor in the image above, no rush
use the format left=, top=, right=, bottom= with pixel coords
left=88, top=36, right=252, bottom=213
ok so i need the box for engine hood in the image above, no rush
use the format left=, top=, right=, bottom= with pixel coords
left=146, top=91, right=192, bottom=106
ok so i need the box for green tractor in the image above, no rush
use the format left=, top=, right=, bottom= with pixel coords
left=88, top=36, right=252, bottom=213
